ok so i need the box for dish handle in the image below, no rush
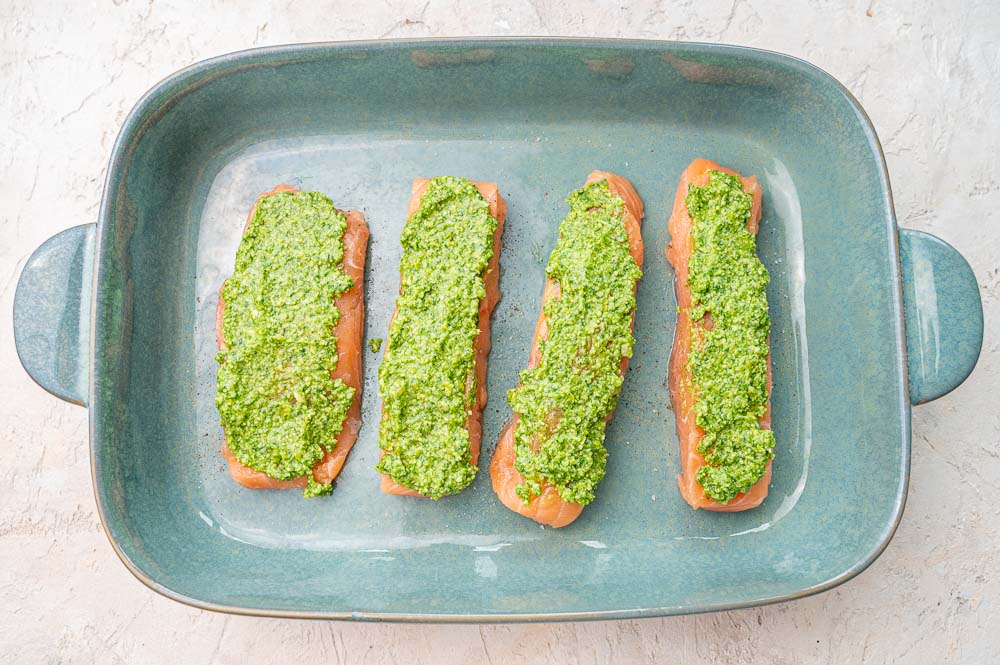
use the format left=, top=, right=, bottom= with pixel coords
left=899, top=228, right=983, bottom=405
left=13, top=224, right=96, bottom=406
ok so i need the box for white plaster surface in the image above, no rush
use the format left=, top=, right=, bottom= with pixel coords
left=2, top=1, right=999, bottom=662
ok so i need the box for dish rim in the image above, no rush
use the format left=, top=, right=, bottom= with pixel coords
left=88, top=37, right=910, bottom=622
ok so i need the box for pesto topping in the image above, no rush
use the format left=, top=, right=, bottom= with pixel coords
left=686, top=171, right=775, bottom=503
left=216, top=191, right=354, bottom=498
left=376, top=176, right=499, bottom=498
left=509, top=180, right=642, bottom=506
left=369, top=338, right=383, bottom=353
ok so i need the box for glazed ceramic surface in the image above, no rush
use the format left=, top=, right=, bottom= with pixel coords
left=12, top=39, right=983, bottom=620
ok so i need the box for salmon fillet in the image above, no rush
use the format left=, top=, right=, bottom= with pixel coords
left=490, top=171, right=644, bottom=527
left=380, top=178, right=507, bottom=496
left=666, top=158, right=772, bottom=511
left=217, top=184, right=369, bottom=490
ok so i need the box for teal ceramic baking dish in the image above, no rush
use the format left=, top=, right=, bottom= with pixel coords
left=13, top=39, right=983, bottom=621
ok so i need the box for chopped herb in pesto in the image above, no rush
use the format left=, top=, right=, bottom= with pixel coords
left=509, top=180, right=642, bottom=506
left=686, top=171, right=775, bottom=503
left=369, top=338, right=383, bottom=353
left=216, top=191, right=354, bottom=498
left=376, top=176, right=499, bottom=498
left=305, top=476, right=334, bottom=498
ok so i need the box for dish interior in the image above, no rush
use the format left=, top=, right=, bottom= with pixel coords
left=92, top=41, right=907, bottom=617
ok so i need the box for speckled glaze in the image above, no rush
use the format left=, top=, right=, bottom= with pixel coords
left=11, top=39, right=983, bottom=621
left=899, top=230, right=983, bottom=405
left=14, top=224, right=95, bottom=406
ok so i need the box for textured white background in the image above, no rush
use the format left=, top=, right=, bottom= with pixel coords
left=2, top=1, right=998, bottom=663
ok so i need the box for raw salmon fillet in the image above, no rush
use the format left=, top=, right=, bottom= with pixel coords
left=490, top=171, right=644, bottom=527
left=380, top=178, right=507, bottom=496
left=217, top=184, right=369, bottom=490
left=666, top=158, right=772, bottom=511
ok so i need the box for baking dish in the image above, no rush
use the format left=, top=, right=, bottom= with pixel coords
left=13, top=39, right=983, bottom=621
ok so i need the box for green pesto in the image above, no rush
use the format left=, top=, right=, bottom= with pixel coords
left=369, top=338, right=383, bottom=353
left=509, top=180, right=642, bottom=506
left=686, top=171, right=775, bottom=503
left=216, top=191, right=354, bottom=498
left=376, top=176, right=499, bottom=498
